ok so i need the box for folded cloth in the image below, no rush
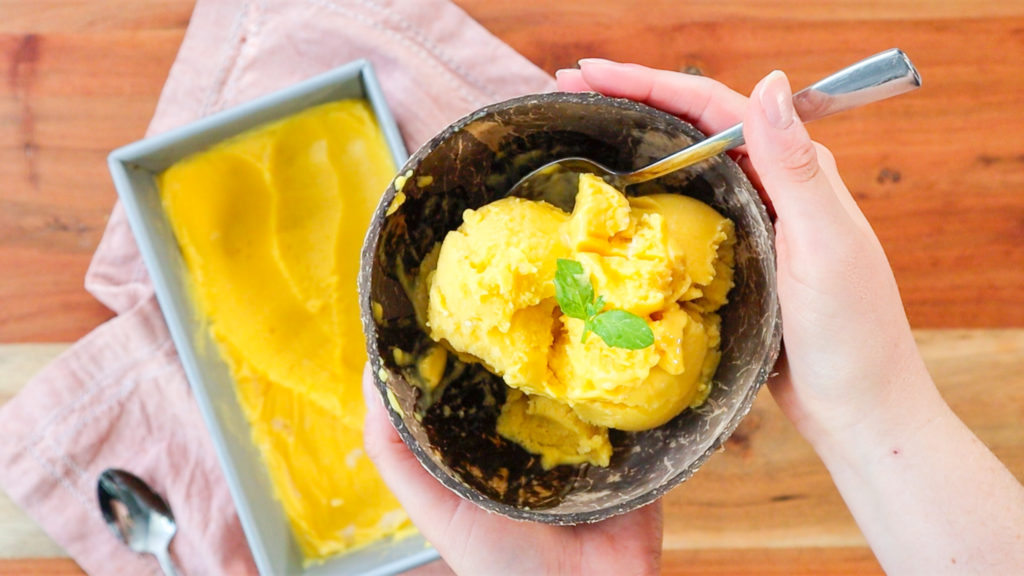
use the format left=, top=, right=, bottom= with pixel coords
left=0, top=1, right=554, bottom=574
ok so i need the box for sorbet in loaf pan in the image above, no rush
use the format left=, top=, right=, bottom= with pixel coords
left=158, top=100, right=412, bottom=562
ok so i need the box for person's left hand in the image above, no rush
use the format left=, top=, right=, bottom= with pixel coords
left=361, top=367, right=663, bottom=576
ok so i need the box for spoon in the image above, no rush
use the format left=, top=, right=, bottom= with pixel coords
left=97, top=468, right=180, bottom=576
left=508, top=48, right=921, bottom=199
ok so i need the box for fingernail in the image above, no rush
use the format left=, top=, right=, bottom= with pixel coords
left=758, top=70, right=795, bottom=129
left=577, top=57, right=614, bottom=68
left=554, top=68, right=571, bottom=80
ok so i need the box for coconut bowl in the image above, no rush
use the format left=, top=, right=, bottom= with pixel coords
left=358, top=92, right=781, bottom=524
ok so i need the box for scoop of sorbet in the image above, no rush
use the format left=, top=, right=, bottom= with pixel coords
left=426, top=174, right=735, bottom=467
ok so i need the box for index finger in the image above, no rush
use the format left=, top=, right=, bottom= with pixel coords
left=575, top=59, right=748, bottom=137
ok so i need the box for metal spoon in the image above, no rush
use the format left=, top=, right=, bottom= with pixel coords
left=508, top=48, right=921, bottom=199
left=97, top=468, right=180, bottom=576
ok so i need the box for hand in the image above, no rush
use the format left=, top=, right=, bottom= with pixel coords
left=556, top=60, right=936, bottom=444
left=556, top=60, right=1024, bottom=575
left=361, top=367, right=663, bottom=576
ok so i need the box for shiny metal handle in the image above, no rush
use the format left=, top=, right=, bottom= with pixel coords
left=153, top=548, right=180, bottom=576
left=624, top=48, right=921, bottom=185
left=793, top=48, right=921, bottom=121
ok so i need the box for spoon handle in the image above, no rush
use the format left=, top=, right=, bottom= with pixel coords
left=152, top=547, right=180, bottom=576
left=624, top=48, right=921, bottom=185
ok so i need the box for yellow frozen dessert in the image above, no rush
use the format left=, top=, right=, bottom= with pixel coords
left=426, top=174, right=735, bottom=468
left=158, top=100, right=411, bottom=562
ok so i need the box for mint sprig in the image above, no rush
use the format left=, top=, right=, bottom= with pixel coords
left=553, top=258, right=655, bottom=350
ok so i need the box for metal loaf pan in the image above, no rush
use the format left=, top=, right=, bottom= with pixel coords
left=108, top=59, right=437, bottom=576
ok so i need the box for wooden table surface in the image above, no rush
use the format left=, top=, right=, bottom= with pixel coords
left=1, top=1, right=1022, bottom=574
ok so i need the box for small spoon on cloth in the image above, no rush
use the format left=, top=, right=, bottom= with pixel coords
left=97, top=468, right=180, bottom=576
left=508, top=48, right=921, bottom=198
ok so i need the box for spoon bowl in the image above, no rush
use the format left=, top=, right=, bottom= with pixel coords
left=97, top=468, right=179, bottom=576
left=508, top=48, right=921, bottom=199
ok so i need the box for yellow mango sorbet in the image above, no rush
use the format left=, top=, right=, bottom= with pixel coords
left=158, top=100, right=411, bottom=562
left=427, top=174, right=735, bottom=468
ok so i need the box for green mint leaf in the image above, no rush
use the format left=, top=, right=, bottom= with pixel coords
left=554, top=258, right=593, bottom=320
left=552, top=258, right=654, bottom=350
left=589, top=309, right=655, bottom=350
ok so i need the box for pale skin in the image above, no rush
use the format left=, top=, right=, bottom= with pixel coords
left=363, top=60, right=1024, bottom=575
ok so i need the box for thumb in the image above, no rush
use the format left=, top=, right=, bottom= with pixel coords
left=743, top=70, right=850, bottom=231
left=361, top=364, right=465, bottom=540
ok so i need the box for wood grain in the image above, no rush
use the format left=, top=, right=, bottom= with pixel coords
left=1, top=330, right=1020, bottom=573
left=1, top=1, right=1023, bottom=341
left=0, top=547, right=884, bottom=576
left=663, top=329, right=1024, bottom=552
left=457, top=2, right=1024, bottom=330
left=0, top=559, right=83, bottom=576
left=0, top=23, right=188, bottom=341
left=0, top=344, right=69, bottom=561
left=661, top=547, right=883, bottom=576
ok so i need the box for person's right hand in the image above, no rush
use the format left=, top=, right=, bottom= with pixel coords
left=556, top=61, right=937, bottom=447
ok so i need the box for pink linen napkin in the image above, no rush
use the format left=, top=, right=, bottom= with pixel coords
left=0, top=1, right=554, bottom=574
